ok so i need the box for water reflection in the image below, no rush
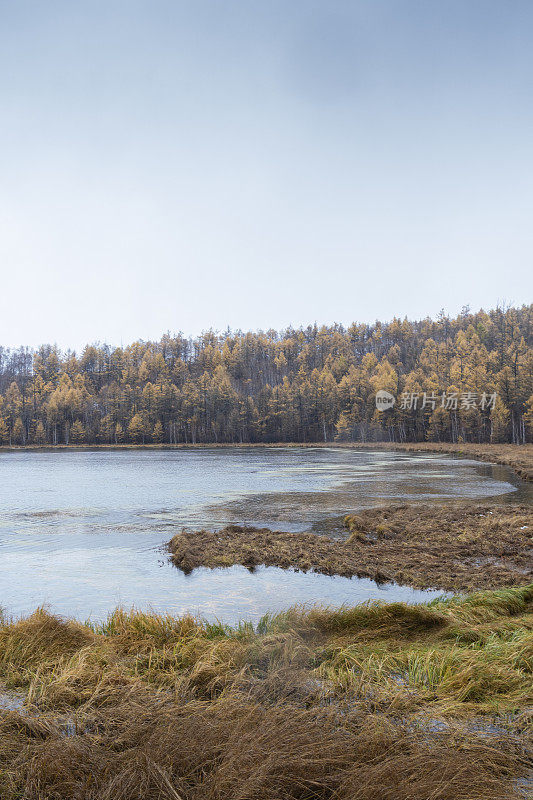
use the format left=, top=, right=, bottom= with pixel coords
left=0, top=447, right=527, bottom=621
left=0, top=533, right=446, bottom=625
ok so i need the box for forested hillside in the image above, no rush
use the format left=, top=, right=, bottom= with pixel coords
left=0, top=305, right=531, bottom=446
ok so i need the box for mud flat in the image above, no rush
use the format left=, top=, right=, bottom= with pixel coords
left=169, top=504, right=533, bottom=593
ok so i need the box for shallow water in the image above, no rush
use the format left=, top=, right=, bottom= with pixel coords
left=0, top=447, right=527, bottom=623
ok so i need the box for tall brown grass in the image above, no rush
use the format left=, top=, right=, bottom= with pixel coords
left=0, top=586, right=531, bottom=799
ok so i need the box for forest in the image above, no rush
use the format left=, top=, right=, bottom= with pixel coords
left=0, top=305, right=531, bottom=446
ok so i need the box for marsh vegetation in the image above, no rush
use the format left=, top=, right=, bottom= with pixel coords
left=169, top=504, right=533, bottom=593
left=0, top=585, right=531, bottom=799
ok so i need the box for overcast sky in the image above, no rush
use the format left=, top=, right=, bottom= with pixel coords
left=0, top=1, right=531, bottom=351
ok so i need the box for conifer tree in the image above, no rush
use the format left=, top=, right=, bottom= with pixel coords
left=0, top=417, right=9, bottom=444
left=128, top=414, right=145, bottom=443
left=70, top=420, right=86, bottom=444
left=34, top=420, right=46, bottom=445
left=152, top=420, right=164, bottom=443
left=13, top=417, right=25, bottom=445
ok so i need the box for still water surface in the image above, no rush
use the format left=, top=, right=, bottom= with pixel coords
left=0, top=447, right=526, bottom=623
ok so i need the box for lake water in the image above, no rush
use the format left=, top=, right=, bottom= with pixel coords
left=0, top=447, right=527, bottom=624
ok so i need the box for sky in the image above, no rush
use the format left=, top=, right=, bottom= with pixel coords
left=0, top=0, right=532, bottom=351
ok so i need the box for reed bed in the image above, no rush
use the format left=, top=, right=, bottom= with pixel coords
left=169, top=504, right=533, bottom=592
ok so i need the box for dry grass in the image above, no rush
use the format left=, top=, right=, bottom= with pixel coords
left=0, top=586, right=532, bottom=798
left=169, top=504, right=533, bottom=592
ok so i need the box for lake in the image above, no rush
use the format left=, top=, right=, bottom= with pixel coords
left=0, top=447, right=527, bottom=623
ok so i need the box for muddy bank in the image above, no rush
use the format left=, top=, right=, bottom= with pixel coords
left=169, top=504, right=533, bottom=593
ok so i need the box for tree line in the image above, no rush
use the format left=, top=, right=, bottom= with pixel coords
left=0, top=305, right=531, bottom=446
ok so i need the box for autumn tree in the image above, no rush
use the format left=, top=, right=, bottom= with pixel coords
left=152, top=420, right=164, bottom=443
left=70, top=420, right=86, bottom=444
left=128, top=413, right=147, bottom=444
left=34, top=420, right=46, bottom=445
left=0, top=417, right=9, bottom=444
